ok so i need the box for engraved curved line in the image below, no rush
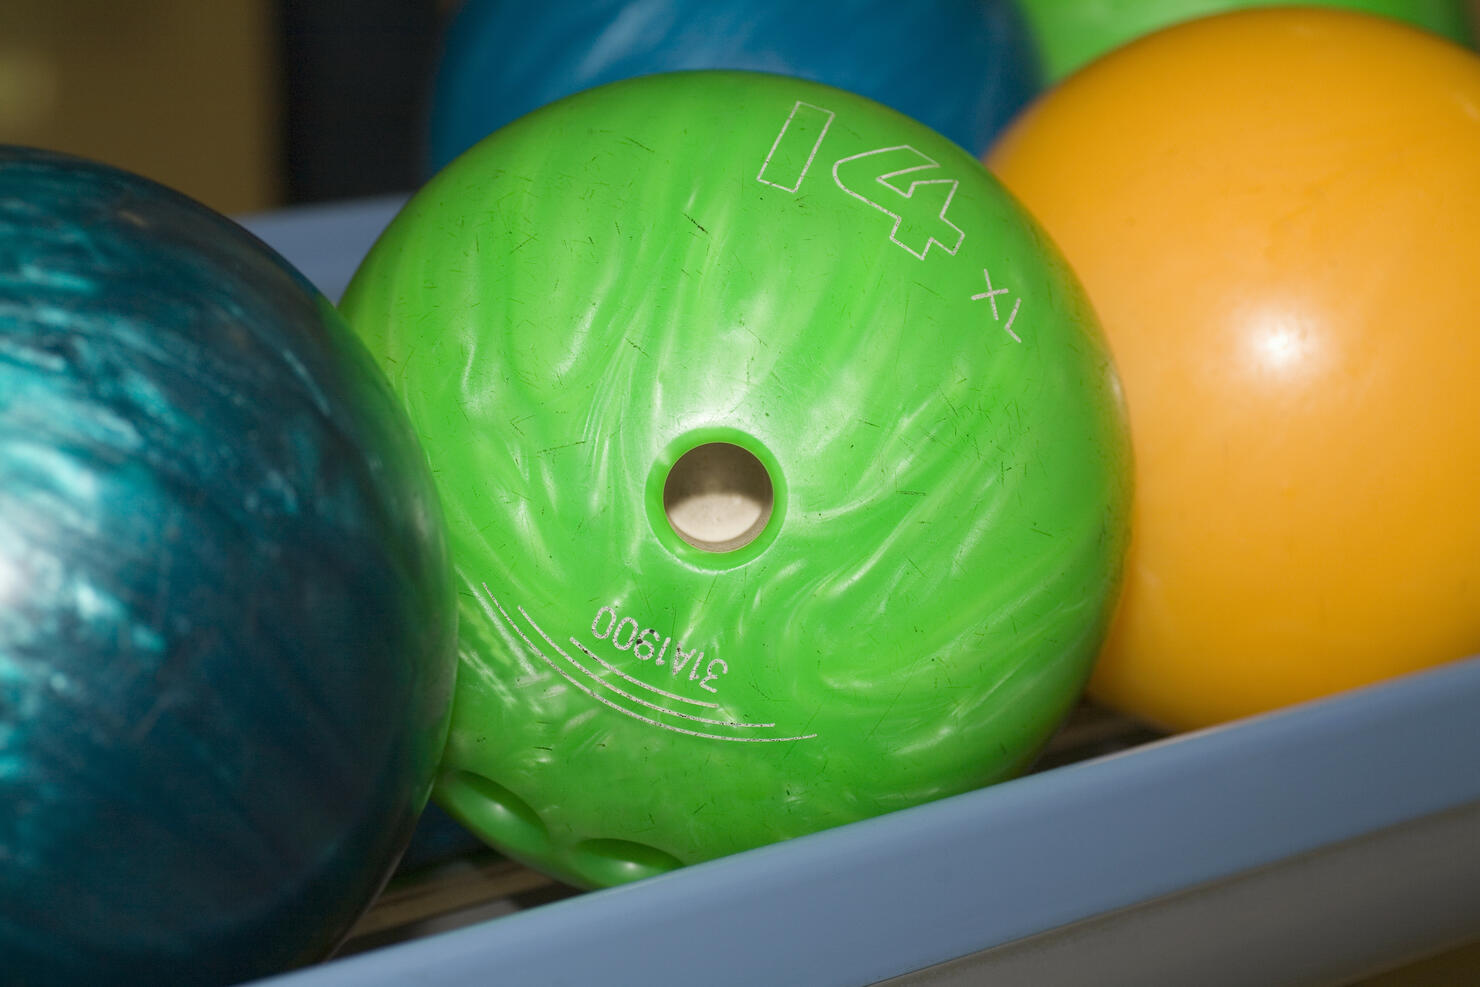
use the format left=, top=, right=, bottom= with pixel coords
left=565, top=635, right=717, bottom=708
left=481, top=589, right=816, bottom=743
left=479, top=585, right=816, bottom=739
left=520, top=609, right=773, bottom=728
left=472, top=583, right=537, bottom=676
left=566, top=640, right=760, bottom=724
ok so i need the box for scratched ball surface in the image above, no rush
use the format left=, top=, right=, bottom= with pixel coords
left=424, top=0, right=1041, bottom=173
left=344, top=71, right=1130, bottom=887
left=0, top=147, right=456, bottom=984
left=988, top=9, right=1480, bottom=730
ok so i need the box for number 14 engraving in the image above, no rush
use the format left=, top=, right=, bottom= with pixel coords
left=756, top=100, right=1021, bottom=342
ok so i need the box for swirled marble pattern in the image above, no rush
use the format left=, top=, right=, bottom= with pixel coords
left=0, top=147, right=456, bottom=985
left=346, top=73, right=1130, bottom=887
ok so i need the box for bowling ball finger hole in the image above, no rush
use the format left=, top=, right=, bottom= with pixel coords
left=436, top=771, right=552, bottom=862
left=661, top=441, right=774, bottom=553
left=569, top=838, right=683, bottom=886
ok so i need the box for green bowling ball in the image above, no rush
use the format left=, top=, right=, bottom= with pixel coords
left=1018, top=0, right=1474, bottom=80
left=341, top=71, right=1131, bottom=887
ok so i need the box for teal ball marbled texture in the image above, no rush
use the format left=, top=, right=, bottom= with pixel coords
left=426, top=0, right=1043, bottom=172
left=0, top=147, right=456, bottom=985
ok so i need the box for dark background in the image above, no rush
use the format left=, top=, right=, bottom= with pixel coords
left=277, top=0, right=442, bottom=204
left=0, top=0, right=448, bottom=215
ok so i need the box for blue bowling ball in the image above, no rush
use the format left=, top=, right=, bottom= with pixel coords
left=425, top=0, right=1042, bottom=173
left=0, top=147, right=456, bottom=985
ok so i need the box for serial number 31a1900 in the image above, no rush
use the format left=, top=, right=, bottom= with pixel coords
left=590, top=605, right=728, bottom=694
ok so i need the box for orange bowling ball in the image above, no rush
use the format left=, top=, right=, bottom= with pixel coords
left=987, top=8, right=1480, bottom=731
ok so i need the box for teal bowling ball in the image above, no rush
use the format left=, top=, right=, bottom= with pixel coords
left=0, top=147, right=456, bottom=984
left=425, top=0, right=1043, bottom=172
